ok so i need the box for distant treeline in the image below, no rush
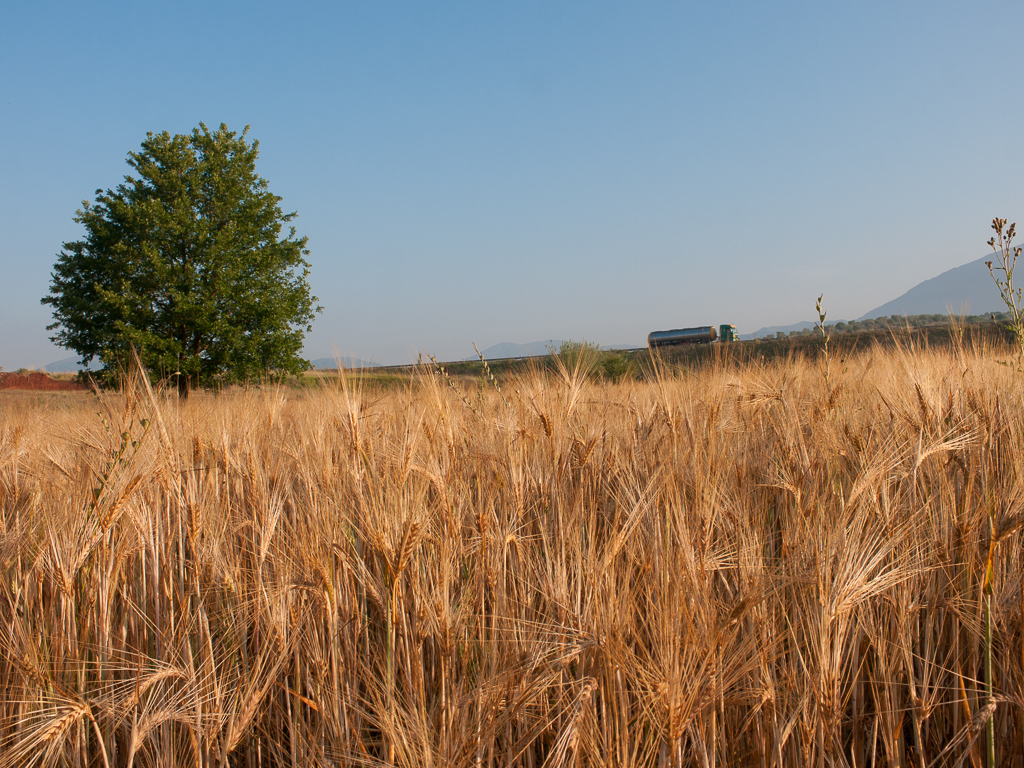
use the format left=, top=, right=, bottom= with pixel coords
left=768, top=312, right=1012, bottom=339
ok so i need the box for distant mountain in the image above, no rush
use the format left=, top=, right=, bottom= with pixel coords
left=311, top=357, right=381, bottom=370
left=741, top=255, right=1005, bottom=339
left=479, top=340, right=562, bottom=359
left=45, top=357, right=84, bottom=372
left=858, top=256, right=1003, bottom=320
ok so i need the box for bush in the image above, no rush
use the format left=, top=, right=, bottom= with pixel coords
left=549, top=340, right=635, bottom=382
left=600, top=352, right=632, bottom=382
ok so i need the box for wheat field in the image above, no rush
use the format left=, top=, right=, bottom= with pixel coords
left=1, top=338, right=1023, bottom=767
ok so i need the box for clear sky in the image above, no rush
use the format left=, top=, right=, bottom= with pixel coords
left=3, top=1, right=1024, bottom=367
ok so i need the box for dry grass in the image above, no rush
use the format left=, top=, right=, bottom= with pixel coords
left=1, top=338, right=1024, bottom=767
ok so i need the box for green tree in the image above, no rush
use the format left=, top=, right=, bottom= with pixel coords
left=42, top=123, right=320, bottom=396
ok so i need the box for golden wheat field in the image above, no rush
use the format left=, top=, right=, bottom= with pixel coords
left=2, top=339, right=1024, bottom=768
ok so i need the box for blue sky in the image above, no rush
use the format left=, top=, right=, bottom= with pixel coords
left=3, top=1, right=1024, bottom=367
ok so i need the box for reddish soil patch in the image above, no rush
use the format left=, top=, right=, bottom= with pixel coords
left=0, top=372, right=89, bottom=392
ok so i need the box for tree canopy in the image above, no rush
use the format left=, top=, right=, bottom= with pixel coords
left=43, top=123, right=320, bottom=395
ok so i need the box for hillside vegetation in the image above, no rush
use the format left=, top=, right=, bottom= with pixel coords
left=1, top=338, right=1023, bottom=766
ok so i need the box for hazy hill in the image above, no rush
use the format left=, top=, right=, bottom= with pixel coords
left=741, top=254, right=1005, bottom=339
left=44, top=357, right=84, bottom=372
left=858, top=256, right=1003, bottom=320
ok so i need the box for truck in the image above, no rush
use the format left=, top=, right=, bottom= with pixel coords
left=647, top=324, right=737, bottom=348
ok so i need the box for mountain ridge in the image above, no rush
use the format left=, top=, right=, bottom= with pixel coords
left=858, top=255, right=1003, bottom=320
